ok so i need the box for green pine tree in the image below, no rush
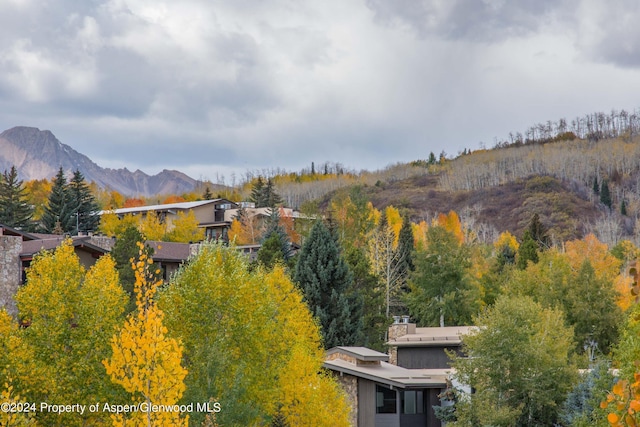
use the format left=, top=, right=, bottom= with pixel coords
left=294, top=221, right=363, bottom=348
left=259, top=207, right=292, bottom=263
left=257, top=232, right=285, bottom=269
left=41, top=167, right=75, bottom=234
left=396, top=217, right=415, bottom=276
left=527, top=213, right=550, bottom=250
left=600, top=179, right=612, bottom=209
left=0, top=165, right=34, bottom=230
left=68, top=170, right=100, bottom=234
left=110, top=226, right=155, bottom=313
left=344, top=246, right=387, bottom=351
left=202, top=186, right=213, bottom=200
left=249, top=177, right=265, bottom=207
left=592, top=175, right=599, bottom=194
left=428, top=152, right=437, bottom=165
left=516, top=230, right=539, bottom=270
left=263, top=178, right=283, bottom=208
left=621, top=199, right=628, bottom=216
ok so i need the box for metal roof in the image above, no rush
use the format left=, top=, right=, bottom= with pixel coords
left=98, top=199, right=236, bottom=216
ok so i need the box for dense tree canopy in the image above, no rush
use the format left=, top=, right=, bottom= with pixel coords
left=160, top=242, right=351, bottom=426
left=451, top=295, right=576, bottom=426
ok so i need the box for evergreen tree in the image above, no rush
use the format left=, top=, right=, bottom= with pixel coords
left=68, top=170, right=100, bottom=234
left=600, top=179, right=612, bottom=209
left=516, top=230, right=539, bottom=270
left=527, top=213, right=550, bottom=250
left=257, top=232, right=285, bottom=269
left=41, top=167, right=75, bottom=234
left=395, top=217, right=415, bottom=276
left=258, top=207, right=292, bottom=264
left=344, top=246, right=387, bottom=351
left=294, top=221, right=363, bottom=348
left=263, top=178, right=283, bottom=208
left=621, top=199, right=627, bottom=216
left=202, top=186, right=213, bottom=200
left=0, top=166, right=33, bottom=230
left=110, top=226, right=155, bottom=313
left=249, top=177, right=265, bottom=207
left=428, top=152, right=437, bottom=165
left=592, top=175, right=599, bottom=194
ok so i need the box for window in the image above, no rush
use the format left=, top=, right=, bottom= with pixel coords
left=401, top=390, right=424, bottom=414
left=376, top=385, right=397, bottom=414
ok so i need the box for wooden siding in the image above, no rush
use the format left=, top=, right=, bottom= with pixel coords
left=358, top=378, right=376, bottom=427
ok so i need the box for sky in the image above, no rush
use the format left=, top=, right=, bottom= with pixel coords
left=2, top=0, right=640, bottom=183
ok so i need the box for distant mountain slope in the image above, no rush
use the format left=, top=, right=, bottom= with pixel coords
left=0, top=126, right=199, bottom=196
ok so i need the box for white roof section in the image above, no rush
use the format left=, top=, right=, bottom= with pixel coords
left=99, top=199, right=230, bottom=215
left=389, top=326, right=475, bottom=347
left=324, top=358, right=449, bottom=389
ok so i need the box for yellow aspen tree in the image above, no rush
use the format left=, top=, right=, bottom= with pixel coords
left=99, top=212, right=138, bottom=238
left=411, top=220, right=429, bottom=251
left=138, top=212, right=166, bottom=241
left=267, top=267, right=351, bottom=427
left=615, top=273, right=635, bottom=311
left=14, top=241, right=128, bottom=426
left=159, top=244, right=350, bottom=426
left=0, top=380, right=37, bottom=427
left=0, top=310, right=41, bottom=411
left=330, top=194, right=357, bottom=243
left=385, top=205, right=403, bottom=248
left=227, top=218, right=246, bottom=244
left=494, top=231, right=519, bottom=253
left=165, top=210, right=204, bottom=243
left=565, top=234, right=622, bottom=283
left=103, top=242, right=188, bottom=427
left=436, top=211, right=465, bottom=244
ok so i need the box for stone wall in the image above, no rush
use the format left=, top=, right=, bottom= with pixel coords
left=333, top=372, right=358, bottom=427
left=0, top=236, right=22, bottom=316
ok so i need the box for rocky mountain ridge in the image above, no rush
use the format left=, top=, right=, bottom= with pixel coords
left=0, top=126, right=199, bottom=196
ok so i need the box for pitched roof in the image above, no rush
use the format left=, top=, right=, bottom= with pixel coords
left=20, top=236, right=109, bottom=259
left=0, top=223, right=38, bottom=240
left=99, top=199, right=236, bottom=216
left=146, top=241, right=193, bottom=263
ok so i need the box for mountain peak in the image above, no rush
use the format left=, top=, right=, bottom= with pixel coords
left=0, top=127, right=199, bottom=197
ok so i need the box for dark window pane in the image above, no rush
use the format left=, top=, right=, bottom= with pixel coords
left=376, top=385, right=397, bottom=414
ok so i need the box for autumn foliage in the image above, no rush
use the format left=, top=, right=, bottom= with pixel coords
left=103, top=242, right=188, bottom=427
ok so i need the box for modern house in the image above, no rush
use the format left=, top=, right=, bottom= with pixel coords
left=323, top=319, right=473, bottom=427
left=100, top=199, right=238, bottom=240
left=323, top=346, right=449, bottom=427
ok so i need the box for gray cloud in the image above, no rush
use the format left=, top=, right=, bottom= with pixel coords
left=365, top=0, right=561, bottom=42
left=1, top=0, right=640, bottom=182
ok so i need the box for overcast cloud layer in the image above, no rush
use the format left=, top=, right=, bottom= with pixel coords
left=2, top=0, right=640, bottom=182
